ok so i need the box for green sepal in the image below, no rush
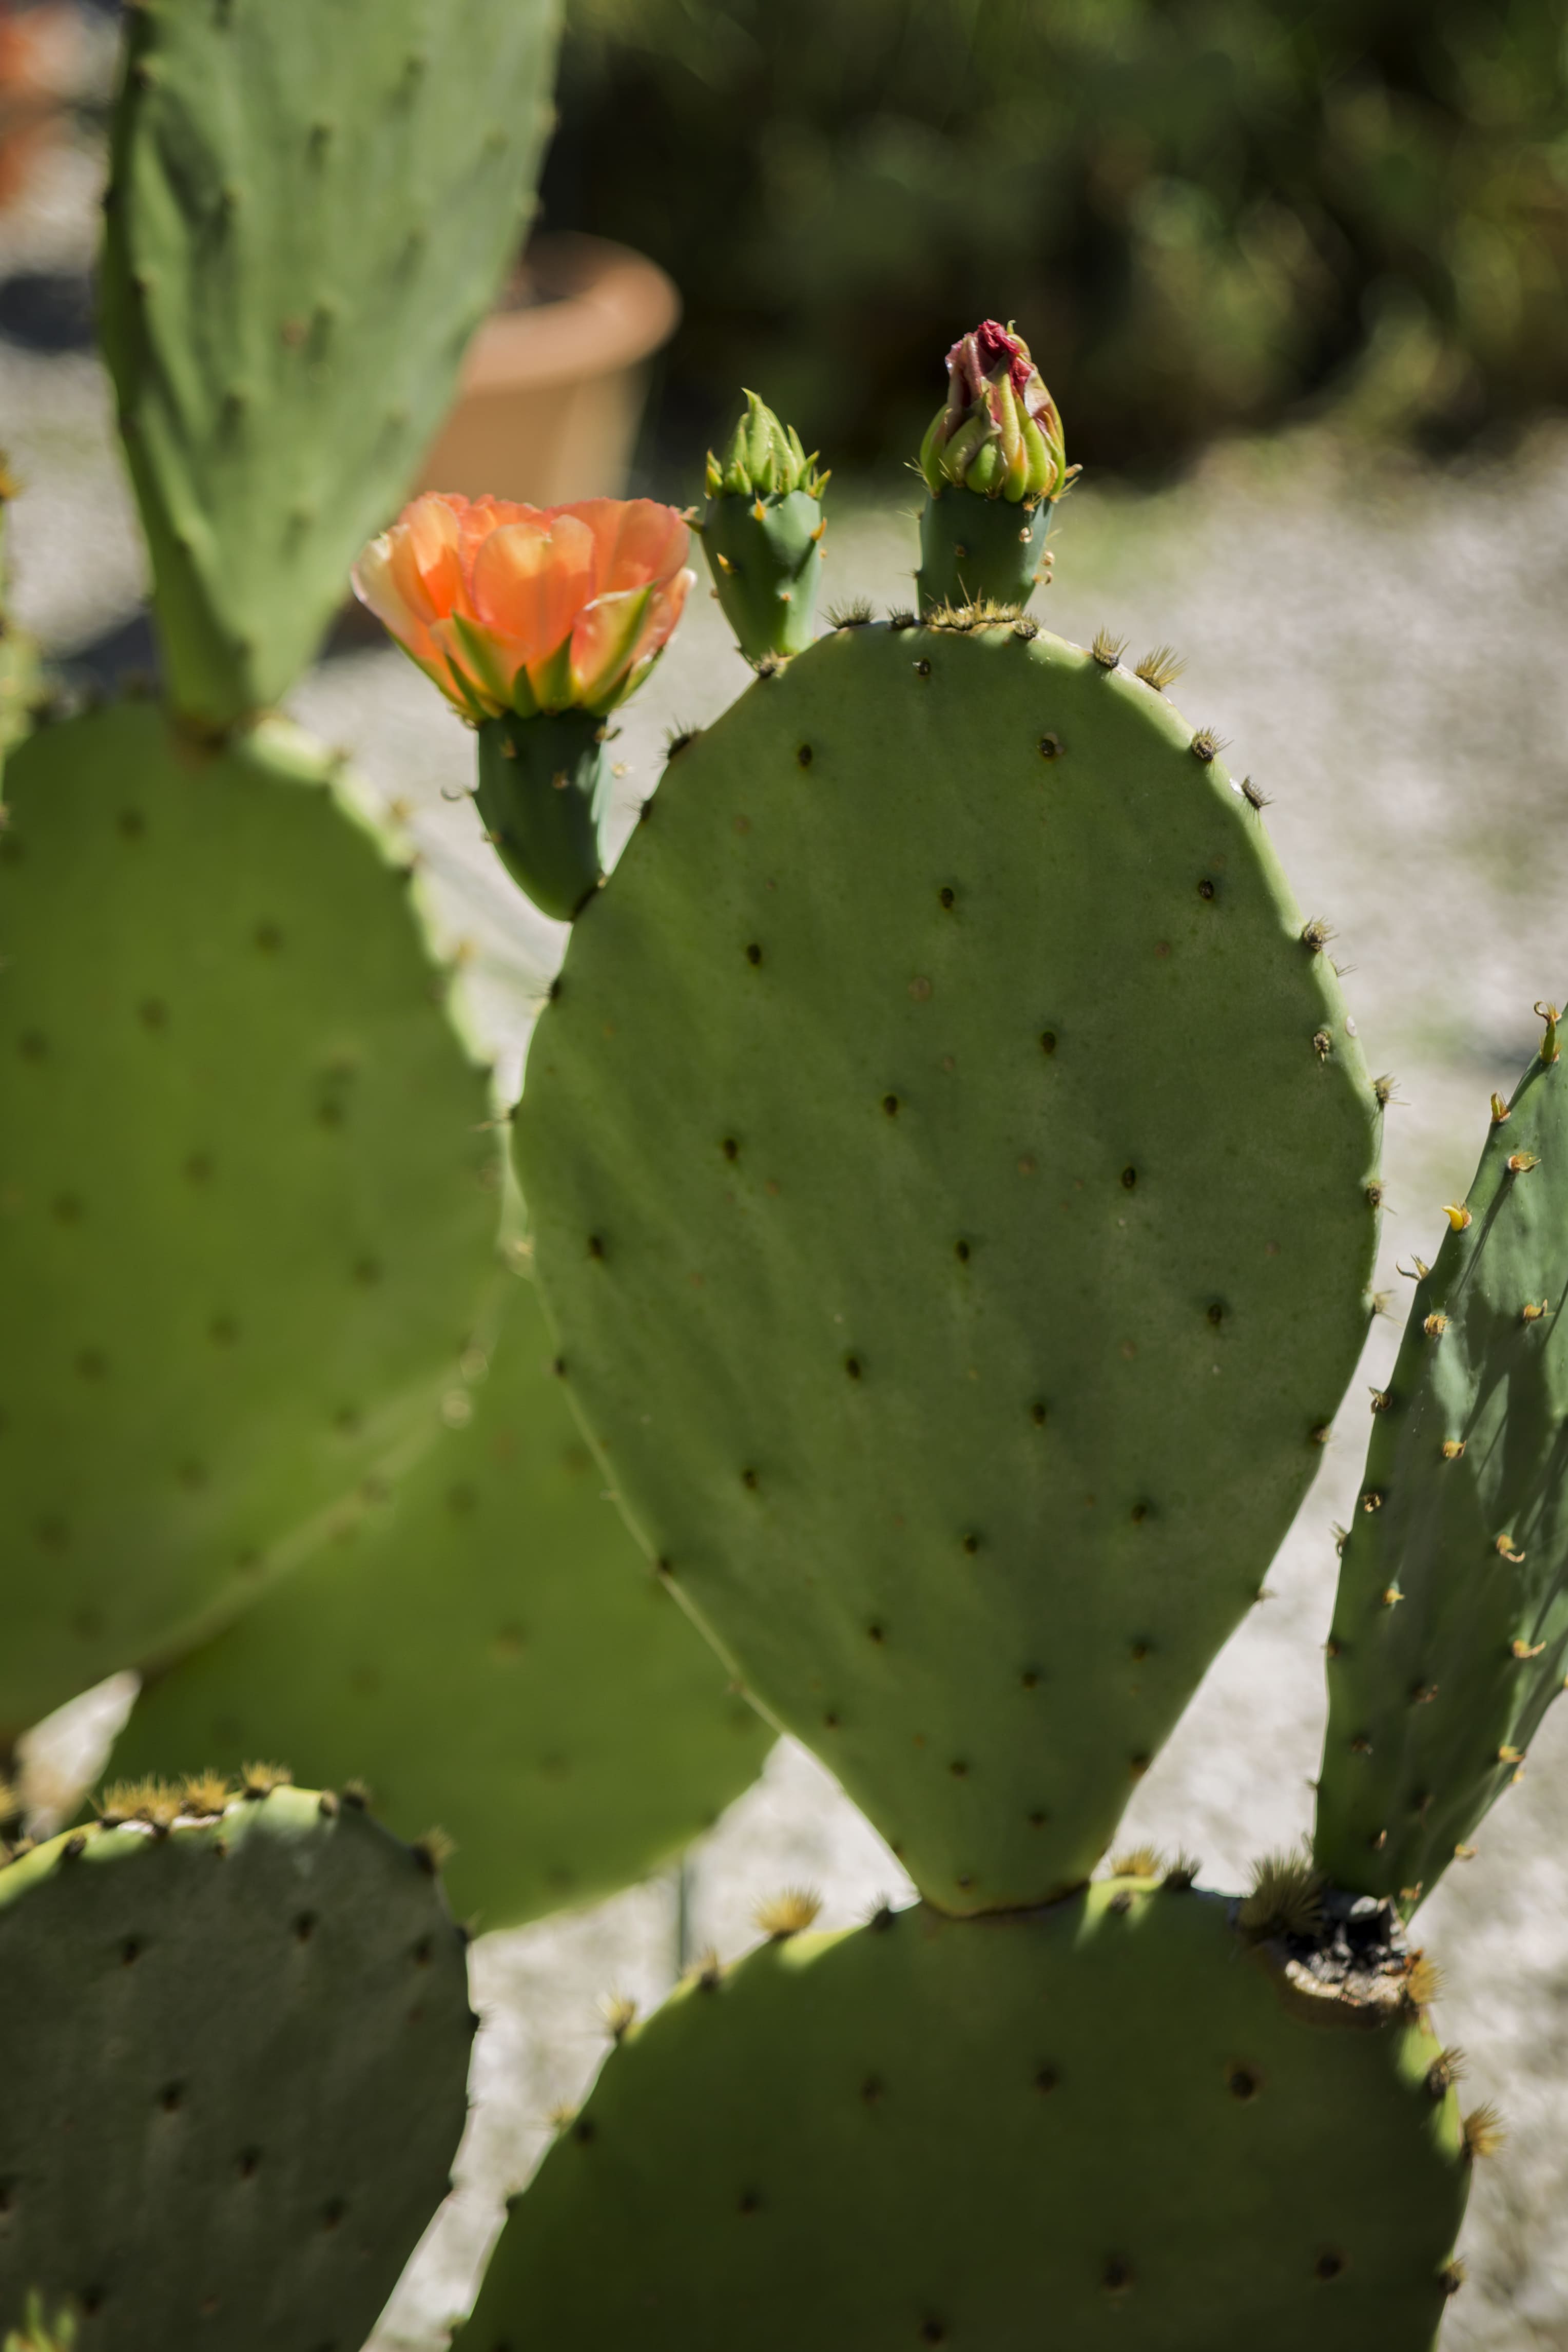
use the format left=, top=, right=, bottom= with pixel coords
left=475, top=708, right=607, bottom=921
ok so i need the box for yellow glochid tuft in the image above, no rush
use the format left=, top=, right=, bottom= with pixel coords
left=1090, top=627, right=1125, bottom=669
left=1238, top=1848, right=1324, bottom=1943
left=1403, top=1952, right=1445, bottom=2010
left=98, top=1777, right=182, bottom=1833
left=1135, top=644, right=1185, bottom=691
left=239, top=1760, right=293, bottom=1800
left=179, top=1771, right=234, bottom=1817
left=753, top=1886, right=823, bottom=1939
left=601, top=1993, right=638, bottom=2043
left=1109, top=1845, right=1164, bottom=1880
left=413, top=1827, right=456, bottom=1875
left=1462, top=2102, right=1505, bottom=2162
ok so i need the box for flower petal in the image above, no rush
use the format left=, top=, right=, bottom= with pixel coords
left=569, top=583, right=655, bottom=708
left=469, top=513, right=599, bottom=673
left=562, top=497, right=691, bottom=596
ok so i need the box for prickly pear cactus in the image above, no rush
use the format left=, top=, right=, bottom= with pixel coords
left=513, top=616, right=1382, bottom=1910
left=1315, top=1009, right=1568, bottom=1911
left=100, top=0, right=562, bottom=727
left=111, top=1260, right=771, bottom=1929
left=467, top=1871, right=1469, bottom=2350
left=0, top=700, right=498, bottom=1738
left=0, top=1778, right=474, bottom=2352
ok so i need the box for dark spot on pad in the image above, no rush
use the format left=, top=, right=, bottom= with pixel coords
left=1206, top=1301, right=1225, bottom=1326
left=721, top=1137, right=739, bottom=1160
left=844, top=1356, right=862, bottom=1379
left=796, top=744, right=812, bottom=766
left=1038, top=734, right=1062, bottom=759
left=1315, top=2251, right=1345, bottom=2282
left=1227, top=2064, right=1260, bottom=2100
left=961, top=1533, right=979, bottom=1554
left=954, top=1240, right=970, bottom=1262
left=938, top=886, right=955, bottom=909
left=1040, top=1030, right=1057, bottom=1054
left=1121, top=1166, right=1137, bottom=1189
left=745, top=943, right=762, bottom=966
left=160, top=2083, right=183, bottom=2112
left=1035, top=2065, right=1059, bottom=2093
left=882, top=1093, right=899, bottom=1116
left=1197, top=878, right=1216, bottom=900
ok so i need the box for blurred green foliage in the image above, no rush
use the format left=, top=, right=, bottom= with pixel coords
left=549, top=0, right=1568, bottom=469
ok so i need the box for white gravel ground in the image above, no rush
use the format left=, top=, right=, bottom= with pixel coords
left=6, top=149, right=1568, bottom=2342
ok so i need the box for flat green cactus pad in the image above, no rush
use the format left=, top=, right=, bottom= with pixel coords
left=514, top=620, right=1381, bottom=1910
left=0, top=1784, right=473, bottom=2352
left=1316, top=1026, right=1568, bottom=1910
left=0, top=701, right=497, bottom=1738
left=466, top=1876, right=1468, bottom=2350
left=100, top=0, right=562, bottom=725
left=110, top=1263, right=771, bottom=1930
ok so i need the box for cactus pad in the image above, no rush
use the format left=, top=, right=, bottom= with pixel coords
left=514, top=619, right=1381, bottom=1909
left=466, top=1876, right=1468, bottom=2350
left=1315, top=1029, right=1568, bottom=1910
left=0, top=1784, right=473, bottom=2352
left=0, top=701, right=497, bottom=1738
left=100, top=0, right=562, bottom=725
left=111, top=1263, right=771, bottom=1929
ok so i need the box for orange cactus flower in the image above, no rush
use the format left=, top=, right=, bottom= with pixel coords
left=352, top=492, right=694, bottom=721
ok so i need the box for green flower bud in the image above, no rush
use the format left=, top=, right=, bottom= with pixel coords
left=705, top=391, right=828, bottom=503
left=701, top=391, right=829, bottom=662
left=918, top=321, right=1070, bottom=506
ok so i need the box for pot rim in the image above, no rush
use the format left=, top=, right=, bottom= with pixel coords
left=460, top=230, right=681, bottom=395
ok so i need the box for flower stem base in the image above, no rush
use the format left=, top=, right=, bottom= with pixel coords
left=916, top=491, right=1054, bottom=616
left=475, top=709, right=608, bottom=922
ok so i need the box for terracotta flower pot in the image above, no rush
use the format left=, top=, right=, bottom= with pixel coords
left=417, top=230, right=681, bottom=508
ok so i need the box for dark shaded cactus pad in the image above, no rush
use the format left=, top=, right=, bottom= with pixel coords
left=514, top=619, right=1382, bottom=1910
left=0, top=702, right=497, bottom=1737
left=1316, top=1024, right=1568, bottom=1910
left=100, top=0, right=563, bottom=725
left=466, top=1877, right=1467, bottom=2350
left=112, top=1263, right=771, bottom=1929
left=0, top=1785, right=474, bottom=2352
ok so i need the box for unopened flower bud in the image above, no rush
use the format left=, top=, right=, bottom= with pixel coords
left=919, top=321, right=1068, bottom=506
left=701, top=391, right=829, bottom=663
left=706, top=391, right=827, bottom=504
left=915, top=321, right=1075, bottom=615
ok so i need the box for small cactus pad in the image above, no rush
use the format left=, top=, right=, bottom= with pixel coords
left=1316, top=1029, right=1568, bottom=1909
left=111, top=1263, right=771, bottom=1929
left=466, top=1877, right=1467, bottom=2349
left=0, top=1784, right=473, bottom=2352
left=514, top=621, right=1381, bottom=1908
left=0, top=701, right=497, bottom=1737
left=100, top=0, right=562, bottom=726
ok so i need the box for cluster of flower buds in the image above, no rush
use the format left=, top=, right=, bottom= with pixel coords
left=918, top=320, right=1069, bottom=506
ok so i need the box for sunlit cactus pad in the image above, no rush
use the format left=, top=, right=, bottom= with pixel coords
left=1317, top=1028, right=1568, bottom=1910
left=0, top=1782, right=473, bottom=2352
left=100, top=0, right=562, bottom=724
left=113, top=1263, right=771, bottom=1929
left=466, top=1875, right=1467, bottom=2350
left=0, top=701, right=497, bottom=1738
left=515, top=619, right=1382, bottom=1910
